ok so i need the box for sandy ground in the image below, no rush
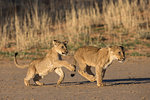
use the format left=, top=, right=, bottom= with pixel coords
left=0, top=57, right=150, bottom=100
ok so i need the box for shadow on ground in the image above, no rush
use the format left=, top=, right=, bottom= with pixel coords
left=104, top=78, right=150, bottom=86
left=32, top=77, right=150, bottom=87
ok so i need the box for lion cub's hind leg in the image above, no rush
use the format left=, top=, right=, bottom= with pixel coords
left=78, top=63, right=95, bottom=82
left=55, top=68, right=64, bottom=85
left=24, top=66, right=35, bottom=86
left=33, top=74, right=44, bottom=86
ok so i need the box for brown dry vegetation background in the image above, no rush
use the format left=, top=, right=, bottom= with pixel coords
left=0, top=0, right=150, bottom=59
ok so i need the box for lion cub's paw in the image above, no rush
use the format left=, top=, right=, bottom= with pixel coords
left=72, top=65, right=76, bottom=72
left=24, top=80, right=30, bottom=86
left=69, top=64, right=76, bottom=72
left=97, top=83, right=104, bottom=87
left=89, top=76, right=96, bottom=82
left=36, top=81, right=44, bottom=86
left=78, top=70, right=83, bottom=75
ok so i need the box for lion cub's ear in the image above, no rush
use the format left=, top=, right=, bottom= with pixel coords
left=119, top=46, right=125, bottom=56
left=119, top=46, right=124, bottom=51
left=63, top=41, right=68, bottom=45
left=53, top=40, right=61, bottom=46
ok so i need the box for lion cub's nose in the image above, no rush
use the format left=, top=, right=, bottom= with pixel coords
left=66, top=51, right=68, bottom=54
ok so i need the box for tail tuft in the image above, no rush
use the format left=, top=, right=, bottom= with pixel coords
left=70, top=65, right=76, bottom=77
left=15, top=52, right=18, bottom=57
left=71, top=73, right=75, bottom=77
left=70, top=57, right=77, bottom=77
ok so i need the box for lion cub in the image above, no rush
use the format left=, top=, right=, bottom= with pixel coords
left=73, top=46, right=125, bottom=87
left=14, top=40, right=75, bottom=86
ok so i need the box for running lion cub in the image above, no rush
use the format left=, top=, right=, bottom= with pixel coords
left=14, top=40, right=75, bottom=86
left=73, top=46, right=125, bottom=87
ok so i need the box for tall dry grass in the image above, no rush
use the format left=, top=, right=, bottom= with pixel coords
left=0, top=0, right=149, bottom=52
left=103, top=0, right=150, bottom=32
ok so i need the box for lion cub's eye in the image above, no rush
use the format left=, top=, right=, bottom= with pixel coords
left=118, top=52, right=121, bottom=55
left=61, top=46, right=64, bottom=49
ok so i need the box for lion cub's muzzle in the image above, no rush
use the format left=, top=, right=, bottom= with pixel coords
left=118, top=57, right=125, bottom=63
left=62, top=51, right=68, bottom=55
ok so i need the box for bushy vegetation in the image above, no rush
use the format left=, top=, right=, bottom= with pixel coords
left=0, top=0, right=150, bottom=58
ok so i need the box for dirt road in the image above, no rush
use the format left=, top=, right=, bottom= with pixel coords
left=0, top=57, right=150, bottom=100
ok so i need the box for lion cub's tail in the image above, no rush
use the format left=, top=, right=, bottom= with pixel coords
left=14, top=52, right=29, bottom=69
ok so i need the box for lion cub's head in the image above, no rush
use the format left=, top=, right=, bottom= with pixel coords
left=53, top=40, right=68, bottom=56
left=109, top=46, right=125, bottom=62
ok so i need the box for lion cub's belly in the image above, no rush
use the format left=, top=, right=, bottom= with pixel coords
left=85, top=59, right=97, bottom=67
left=36, top=60, right=54, bottom=76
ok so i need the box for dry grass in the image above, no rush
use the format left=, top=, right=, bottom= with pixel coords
left=103, top=0, right=150, bottom=32
left=0, top=0, right=150, bottom=53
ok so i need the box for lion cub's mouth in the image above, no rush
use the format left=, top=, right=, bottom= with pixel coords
left=118, top=58, right=125, bottom=63
left=62, top=52, right=68, bottom=56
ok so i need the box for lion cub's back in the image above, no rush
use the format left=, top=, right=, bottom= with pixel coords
left=74, top=46, right=100, bottom=62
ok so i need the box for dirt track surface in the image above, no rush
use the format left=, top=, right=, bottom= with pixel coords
left=0, top=57, right=150, bottom=100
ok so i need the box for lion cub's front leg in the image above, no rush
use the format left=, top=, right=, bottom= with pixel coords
left=96, top=66, right=104, bottom=87
left=55, top=68, right=64, bottom=85
left=54, top=61, right=75, bottom=72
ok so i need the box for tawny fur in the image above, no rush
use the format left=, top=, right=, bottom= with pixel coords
left=73, top=46, right=125, bottom=87
left=14, top=40, right=75, bottom=86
